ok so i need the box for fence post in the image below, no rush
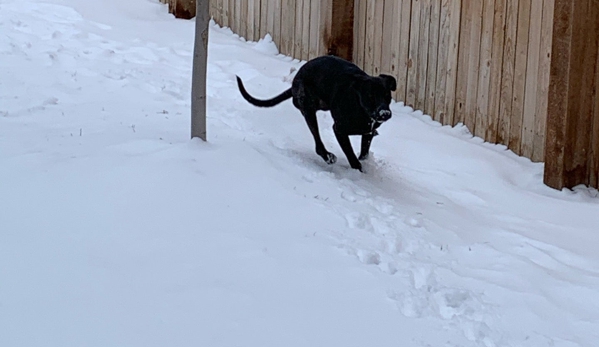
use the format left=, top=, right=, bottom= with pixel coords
left=544, top=0, right=599, bottom=189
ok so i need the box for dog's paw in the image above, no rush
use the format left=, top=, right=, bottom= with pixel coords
left=350, top=161, right=363, bottom=172
left=325, top=153, right=337, bottom=164
left=358, top=153, right=369, bottom=161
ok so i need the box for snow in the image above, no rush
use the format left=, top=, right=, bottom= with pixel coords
left=1, top=0, right=599, bottom=346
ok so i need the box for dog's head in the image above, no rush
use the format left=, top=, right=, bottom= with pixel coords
left=354, top=74, right=397, bottom=123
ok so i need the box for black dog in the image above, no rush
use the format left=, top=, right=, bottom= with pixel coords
left=236, top=55, right=396, bottom=171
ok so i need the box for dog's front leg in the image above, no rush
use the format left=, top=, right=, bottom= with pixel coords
left=334, top=128, right=362, bottom=171
left=359, top=133, right=375, bottom=160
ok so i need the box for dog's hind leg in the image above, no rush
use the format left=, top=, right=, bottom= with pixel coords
left=302, top=109, right=337, bottom=165
left=333, top=127, right=362, bottom=171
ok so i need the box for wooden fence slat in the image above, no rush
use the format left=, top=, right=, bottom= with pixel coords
left=497, top=0, right=518, bottom=144
left=396, top=0, right=413, bottom=102
left=318, top=0, right=333, bottom=56
left=266, top=0, right=275, bottom=39
left=281, top=0, right=295, bottom=56
left=254, top=0, right=262, bottom=41
left=308, top=1, right=320, bottom=59
left=485, top=0, right=507, bottom=143
left=532, top=0, right=555, bottom=162
left=228, top=0, right=236, bottom=32
left=273, top=0, right=282, bottom=48
left=259, top=0, right=267, bottom=38
left=380, top=0, right=395, bottom=77
left=211, top=0, right=219, bottom=24
left=406, top=0, right=422, bottom=108
left=592, top=40, right=599, bottom=186
left=222, top=0, right=229, bottom=28
left=247, top=0, right=255, bottom=40
left=372, top=0, right=385, bottom=75
left=444, top=0, right=461, bottom=125
left=434, top=0, right=451, bottom=122
left=509, top=0, right=531, bottom=154
left=353, top=0, right=364, bottom=67
left=425, top=0, right=442, bottom=118
left=240, top=0, right=249, bottom=39
left=301, top=0, right=311, bottom=60
left=474, top=0, right=495, bottom=138
left=416, top=0, right=431, bottom=111
left=520, top=0, right=543, bottom=158
left=592, top=43, right=599, bottom=186
left=294, top=0, right=304, bottom=58
left=454, top=0, right=472, bottom=125
left=463, top=0, right=483, bottom=132
left=364, top=0, right=376, bottom=74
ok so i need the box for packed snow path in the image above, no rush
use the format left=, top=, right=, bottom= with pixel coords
left=2, top=1, right=599, bottom=346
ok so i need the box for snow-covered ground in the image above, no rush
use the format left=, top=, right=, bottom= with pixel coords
left=2, top=0, right=599, bottom=346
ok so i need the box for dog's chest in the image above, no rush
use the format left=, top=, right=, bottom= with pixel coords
left=334, top=114, right=380, bottom=136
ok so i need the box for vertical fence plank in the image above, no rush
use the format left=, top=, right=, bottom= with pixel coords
left=592, top=43, right=599, bottom=186
left=273, top=0, right=282, bottom=48
left=406, top=0, right=422, bottom=108
left=389, top=0, right=408, bottom=102
left=396, top=0, right=413, bottom=102
left=353, top=0, right=365, bottom=68
left=301, top=0, right=311, bottom=60
left=364, top=0, right=376, bottom=74
left=509, top=0, right=531, bottom=154
left=280, top=0, right=295, bottom=56
left=372, top=0, right=385, bottom=74
left=222, top=0, right=229, bottom=28
left=474, top=0, right=495, bottom=138
left=454, top=0, right=472, bottom=125
left=532, top=0, right=554, bottom=162
left=485, top=0, right=507, bottom=143
left=434, top=0, right=451, bottom=122
left=259, top=0, right=267, bottom=38
left=254, top=0, right=262, bottom=40
left=463, top=0, right=483, bottom=132
left=247, top=0, right=255, bottom=40
left=497, top=0, right=518, bottom=144
left=544, top=0, right=572, bottom=188
left=426, top=0, right=441, bottom=117
left=308, top=1, right=320, bottom=59
left=294, top=0, right=304, bottom=58
left=381, top=0, right=395, bottom=76
left=266, top=0, right=276, bottom=39
left=319, top=0, right=333, bottom=56
left=228, top=0, right=237, bottom=32
left=520, top=0, right=543, bottom=159
left=416, top=0, right=431, bottom=111
left=443, top=0, right=461, bottom=125
left=211, top=0, right=220, bottom=24
left=545, top=0, right=599, bottom=189
left=239, top=0, right=248, bottom=41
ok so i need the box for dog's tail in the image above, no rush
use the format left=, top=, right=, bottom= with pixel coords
left=236, top=76, right=292, bottom=108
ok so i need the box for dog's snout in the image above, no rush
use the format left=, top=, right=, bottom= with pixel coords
left=375, top=109, right=392, bottom=122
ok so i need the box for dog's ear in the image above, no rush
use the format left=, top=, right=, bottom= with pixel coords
left=379, top=74, right=397, bottom=92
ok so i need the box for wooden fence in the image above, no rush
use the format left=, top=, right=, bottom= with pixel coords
left=204, top=0, right=599, bottom=189
left=210, top=0, right=353, bottom=62
left=354, top=0, right=554, bottom=163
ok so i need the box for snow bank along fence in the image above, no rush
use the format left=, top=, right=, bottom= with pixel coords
left=163, top=0, right=599, bottom=190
